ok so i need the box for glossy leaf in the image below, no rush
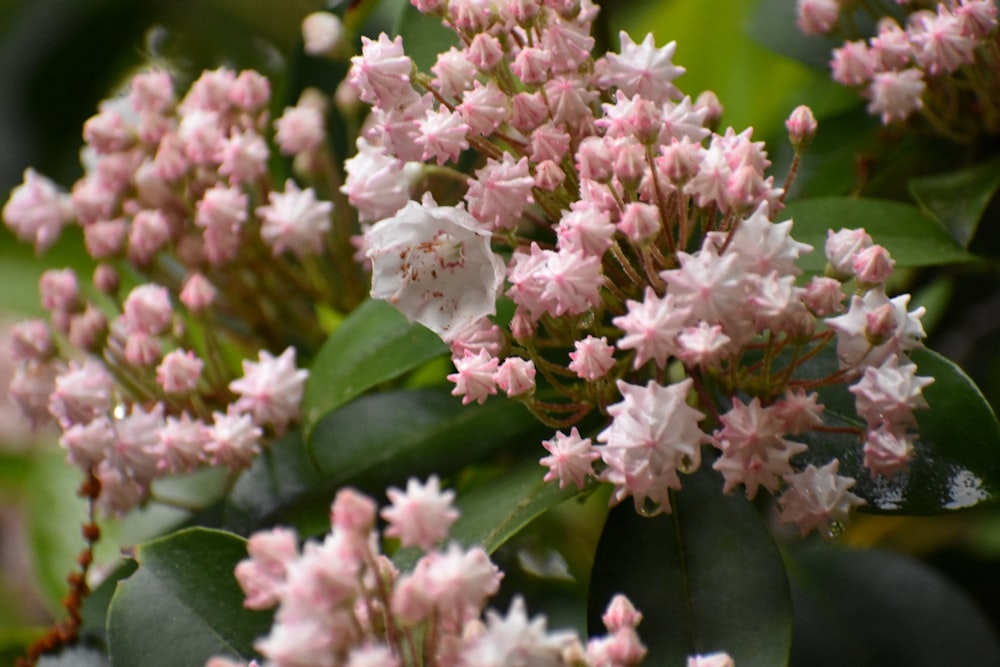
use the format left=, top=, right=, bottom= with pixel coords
left=787, top=544, right=1000, bottom=666
left=746, top=0, right=841, bottom=70
left=106, top=528, right=272, bottom=667
left=793, top=346, right=1000, bottom=513
left=588, top=469, right=792, bottom=667
left=784, top=197, right=978, bottom=272
left=224, top=389, right=546, bottom=535
left=908, top=156, right=1000, bottom=248
left=301, top=298, right=448, bottom=437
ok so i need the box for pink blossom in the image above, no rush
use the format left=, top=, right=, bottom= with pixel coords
left=460, top=596, right=582, bottom=666
left=275, top=103, right=326, bottom=156
left=60, top=417, right=114, bottom=470
left=826, top=291, right=926, bottom=369
left=676, top=321, right=732, bottom=369
left=831, top=40, right=876, bottom=86
left=557, top=205, right=615, bottom=257
left=510, top=91, right=549, bottom=131
left=3, top=169, right=73, bottom=251
left=512, top=46, right=553, bottom=85
left=802, top=276, right=845, bottom=315
left=540, top=427, right=598, bottom=490
left=180, top=67, right=236, bottom=113
left=218, top=130, right=269, bottom=184
left=83, top=107, right=132, bottom=154
left=106, top=402, right=165, bottom=487
left=48, top=358, right=114, bottom=427
left=544, top=75, right=598, bottom=127
left=235, top=526, right=299, bottom=609
left=495, top=356, right=536, bottom=397
left=68, top=305, right=108, bottom=351
left=568, top=335, right=616, bottom=380
left=598, top=32, right=685, bottom=103
left=614, top=288, right=687, bottom=369
left=849, top=355, right=932, bottom=428
left=457, top=80, right=509, bottom=137
left=128, top=209, right=171, bottom=265
left=180, top=273, right=217, bottom=312
left=178, top=109, right=225, bottom=164
left=123, top=284, right=172, bottom=335
left=367, top=196, right=505, bottom=338
left=256, top=180, right=333, bottom=258
left=84, top=219, right=128, bottom=258
left=39, top=268, right=79, bottom=313
left=909, top=7, right=977, bottom=75
left=852, top=244, right=895, bottom=285
left=156, top=413, right=210, bottom=473
left=786, top=104, right=818, bottom=149
left=342, top=139, right=411, bottom=223
left=382, top=476, right=458, bottom=550
left=230, top=69, right=271, bottom=112
left=863, top=425, right=914, bottom=479
left=432, top=47, right=477, bottom=99
left=9, top=319, right=53, bottom=362
left=778, top=459, right=865, bottom=536
left=542, top=20, right=594, bottom=74
left=773, top=389, right=825, bottom=435
left=825, top=227, right=872, bottom=278
left=796, top=0, right=840, bottom=35
left=9, top=361, right=60, bottom=428
left=205, top=409, right=262, bottom=471
left=466, top=152, right=535, bottom=230
left=156, top=349, right=204, bottom=394
left=598, top=379, right=706, bottom=514
left=196, top=184, right=247, bottom=264
left=447, top=349, right=498, bottom=405
left=128, top=69, right=175, bottom=114
left=330, top=487, right=377, bottom=535
left=466, top=32, right=503, bottom=71
left=954, top=0, right=999, bottom=39
left=349, top=33, right=414, bottom=107
left=416, top=107, right=470, bottom=164
left=871, top=19, right=914, bottom=70
left=302, top=12, right=344, bottom=56
left=866, top=68, right=926, bottom=123
left=229, top=347, right=309, bottom=435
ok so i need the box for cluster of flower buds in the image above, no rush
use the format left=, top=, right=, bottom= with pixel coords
left=354, top=0, right=934, bottom=536
left=796, top=0, right=999, bottom=137
left=212, top=477, right=662, bottom=667
left=1, top=66, right=344, bottom=514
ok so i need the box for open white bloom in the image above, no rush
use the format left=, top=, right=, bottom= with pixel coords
left=366, top=194, right=505, bottom=340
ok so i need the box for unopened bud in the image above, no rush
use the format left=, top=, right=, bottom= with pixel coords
left=786, top=105, right=818, bottom=151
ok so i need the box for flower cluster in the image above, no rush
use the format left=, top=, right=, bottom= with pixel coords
left=354, top=0, right=935, bottom=535
left=796, top=0, right=1000, bottom=137
left=212, top=477, right=673, bottom=667
left=1, top=67, right=344, bottom=515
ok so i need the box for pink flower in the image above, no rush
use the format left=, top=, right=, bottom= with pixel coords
left=122, top=284, right=172, bottom=336
left=39, top=268, right=79, bottom=313
left=778, top=459, right=865, bottom=536
left=180, top=273, right=217, bottom=312
left=598, top=379, right=706, bottom=513
left=796, top=0, right=840, bottom=34
left=849, top=355, right=932, bottom=429
left=831, top=40, right=876, bottom=86
left=156, top=413, right=210, bottom=474
left=205, top=410, right=262, bottom=471
left=302, top=12, right=344, bottom=56
left=416, top=107, right=470, bottom=165
left=825, top=290, right=926, bottom=369
left=156, top=349, right=204, bottom=394
left=229, top=347, right=309, bottom=435
left=614, top=289, right=688, bottom=370
left=256, top=180, right=333, bottom=258
left=235, top=527, right=299, bottom=609
left=540, top=427, right=598, bottom=490
left=863, top=425, right=915, bottom=479
left=495, top=356, right=536, bottom=397
left=568, top=335, right=616, bottom=380
left=274, top=103, right=326, bottom=156
left=349, top=33, right=414, bottom=107
left=341, top=139, right=411, bottom=224
left=3, top=169, right=72, bottom=251
left=447, top=349, right=498, bottom=405
left=909, top=7, right=977, bottom=75
left=866, top=68, right=925, bottom=124
left=599, top=32, right=685, bottom=103
left=366, top=195, right=505, bottom=339
left=465, top=153, right=534, bottom=230
left=218, top=130, right=269, bottom=184
left=381, top=476, right=458, bottom=550
left=432, top=47, right=477, bottom=99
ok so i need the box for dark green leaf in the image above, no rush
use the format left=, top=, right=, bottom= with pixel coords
left=908, top=156, right=1000, bottom=248
left=588, top=469, right=792, bottom=667
left=224, top=389, right=546, bottom=535
left=746, top=0, right=842, bottom=70
left=787, top=544, right=1000, bottom=666
left=301, top=298, right=448, bottom=437
left=783, top=197, right=978, bottom=272
left=106, top=528, right=272, bottom=667
left=794, top=347, right=1000, bottom=513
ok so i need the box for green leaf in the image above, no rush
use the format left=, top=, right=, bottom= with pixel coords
left=745, top=0, right=843, bottom=70
left=106, top=528, right=272, bottom=667
left=786, top=544, right=1000, bottom=666
left=783, top=197, right=978, bottom=272
left=908, top=156, right=1000, bottom=248
left=588, top=469, right=792, bottom=667
left=794, top=347, right=1000, bottom=513
left=223, top=389, right=546, bottom=535
left=301, top=298, right=448, bottom=437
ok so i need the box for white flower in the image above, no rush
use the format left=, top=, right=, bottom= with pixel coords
left=366, top=194, right=505, bottom=340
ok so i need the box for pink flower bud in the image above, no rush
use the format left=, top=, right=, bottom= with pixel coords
left=302, top=12, right=344, bottom=56
left=825, top=228, right=872, bottom=279
left=786, top=104, right=818, bottom=151
left=230, top=70, right=271, bottom=112
left=274, top=103, right=326, bottom=156
left=467, top=33, right=503, bottom=71
left=39, top=268, right=80, bottom=312
left=128, top=209, right=172, bottom=265
left=156, top=349, right=204, bottom=394
left=496, top=357, right=536, bottom=397
left=68, top=305, right=108, bottom=351
left=802, top=276, right=844, bottom=315
left=84, top=219, right=128, bottom=259
left=10, top=319, right=53, bottom=362
left=124, top=332, right=162, bottom=367
left=852, top=244, right=895, bottom=285
left=93, top=264, right=119, bottom=295
left=180, top=273, right=217, bottom=312
left=865, top=302, right=897, bottom=344
left=534, top=159, right=566, bottom=191
left=123, top=284, right=172, bottom=335
left=330, top=488, right=377, bottom=534
left=3, top=168, right=72, bottom=252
